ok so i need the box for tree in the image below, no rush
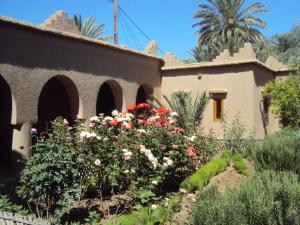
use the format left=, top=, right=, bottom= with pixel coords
left=163, top=91, right=209, bottom=135
left=73, top=14, right=112, bottom=40
left=193, top=0, right=267, bottom=58
left=270, top=25, right=300, bottom=70
left=263, top=75, right=300, bottom=127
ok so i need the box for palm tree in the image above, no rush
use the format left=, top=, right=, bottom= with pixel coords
left=73, top=14, right=112, bottom=40
left=193, top=0, right=267, bottom=54
left=163, top=91, right=209, bottom=135
left=272, top=34, right=296, bottom=53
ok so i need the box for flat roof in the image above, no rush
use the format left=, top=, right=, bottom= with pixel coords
left=162, top=59, right=291, bottom=73
left=0, top=15, right=164, bottom=63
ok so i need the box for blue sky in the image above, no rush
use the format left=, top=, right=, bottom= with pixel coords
left=0, top=0, right=299, bottom=60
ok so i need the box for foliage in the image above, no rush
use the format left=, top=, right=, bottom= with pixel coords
left=20, top=104, right=216, bottom=222
left=191, top=170, right=300, bottom=225
left=0, top=195, right=29, bottom=216
left=270, top=25, right=300, bottom=70
left=73, top=14, right=112, bottom=40
left=84, top=210, right=101, bottom=225
left=193, top=0, right=267, bottom=57
left=109, top=195, right=181, bottom=225
left=180, top=151, right=231, bottom=192
left=163, top=90, right=209, bottom=135
left=108, top=206, right=167, bottom=225
left=263, top=75, right=300, bottom=127
left=221, top=114, right=256, bottom=154
left=18, top=118, right=88, bottom=220
left=231, top=153, right=247, bottom=175
left=254, top=129, right=300, bottom=175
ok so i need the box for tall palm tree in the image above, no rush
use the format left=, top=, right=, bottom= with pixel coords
left=272, top=34, right=296, bottom=53
left=193, top=0, right=267, bottom=54
left=73, top=14, right=112, bottom=40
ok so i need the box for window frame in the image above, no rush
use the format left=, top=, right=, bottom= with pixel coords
left=210, top=92, right=226, bottom=122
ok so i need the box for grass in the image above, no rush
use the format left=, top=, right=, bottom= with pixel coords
left=107, top=195, right=182, bottom=225
left=180, top=151, right=249, bottom=193
left=232, top=153, right=247, bottom=175
left=180, top=151, right=231, bottom=192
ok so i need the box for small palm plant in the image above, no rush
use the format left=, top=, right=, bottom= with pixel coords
left=73, top=14, right=112, bottom=40
left=163, top=91, right=209, bottom=135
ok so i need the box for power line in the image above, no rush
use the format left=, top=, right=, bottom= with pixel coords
left=119, top=11, right=132, bottom=48
left=117, top=5, right=165, bottom=55
left=119, top=10, right=143, bottom=50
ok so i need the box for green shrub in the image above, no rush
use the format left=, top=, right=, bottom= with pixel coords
left=222, top=114, right=256, bottom=154
left=0, top=195, right=29, bottom=216
left=180, top=151, right=231, bottom=192
left=191, top=170, right=300, bottom=225
left=254, top=129, right=300, bottom=175
left=108, top=206, right=167, bottom=225
left=18, top=118, right=87, bottom=220
left=232, top=153, right=247, bottom=175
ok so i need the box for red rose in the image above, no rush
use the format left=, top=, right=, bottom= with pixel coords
left=128, top=105, right=137, bottom=112
left=40, top=132, right=47, bottom=137
left=137, top=103, right=151, bottom=110
left=187, top=147, right=197, bottom=159
left=110, top=120, right=118, bottom=126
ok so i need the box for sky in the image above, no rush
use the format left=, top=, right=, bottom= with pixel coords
left=0, top=0, right=299, bottom=60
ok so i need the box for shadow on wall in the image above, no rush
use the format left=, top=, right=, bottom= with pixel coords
left=97, top=80, right=123, bottom=116
left=35, top=75, right=79, bottom=132
left=136, top=84, right=154, bottom=104
left=0, top=75, right=13, bottom=172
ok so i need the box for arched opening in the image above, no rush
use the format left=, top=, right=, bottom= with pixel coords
left=136, top=84, right=153, bottom=104
left=0, top=75, right=13, bottom=172
left=97, top=81, right=123, bottom=116
left=36, top=76, right=79, bottom=131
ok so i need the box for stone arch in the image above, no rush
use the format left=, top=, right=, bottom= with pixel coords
left=136, top=84, right=154, bottom=104
left=36, top=75, right=79, bottom=131
left=97, top=80, right=123, bottom=116
left=0, top=75, right=13, bottom=172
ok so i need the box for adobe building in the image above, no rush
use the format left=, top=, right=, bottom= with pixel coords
left=0, top=11, right=289, bottom=173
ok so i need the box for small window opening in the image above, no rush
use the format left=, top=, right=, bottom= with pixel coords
left=211, top=93, right=226, bottom=122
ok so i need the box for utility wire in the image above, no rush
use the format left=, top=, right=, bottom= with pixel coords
left=118, top=5, right=165, bottom=55
left=119, top=11, right=132, bottom=48
left=119, top=10, right=143, bottom=50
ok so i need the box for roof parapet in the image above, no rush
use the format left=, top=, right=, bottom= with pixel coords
left=163, top=52, right=185, bottom=67
left=231, top=42, right=256, bottom=60
left=213, top=49, right=231, bottom=62
left=42, top=10, right=80, bottom=35
left=265, top=56, right=289, bottom=71
left=144, top=40, right=157, bottom=56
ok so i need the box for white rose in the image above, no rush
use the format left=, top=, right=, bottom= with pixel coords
left=104, top=116, right=114, bottom=121
left=151, top=180, right=158, bottom=185
left=94, top=159, right=101, bottom=166
left=111, top=110, right=119, bottom=117
left=151, top=204, right=158, bottom=209
left=170, top=112, right=178, bottom=117
left=137, top=129, right=146, bottom=134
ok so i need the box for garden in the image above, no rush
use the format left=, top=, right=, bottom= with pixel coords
left=1, top=87, right=299, bottom=225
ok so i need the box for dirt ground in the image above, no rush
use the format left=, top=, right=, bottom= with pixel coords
left=167, top=160, right=255, bottom=225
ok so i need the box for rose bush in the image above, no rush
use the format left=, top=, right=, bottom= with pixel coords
left=76, top=103, right=214, bottom=193
left=20, top=103, right=215, bottom=221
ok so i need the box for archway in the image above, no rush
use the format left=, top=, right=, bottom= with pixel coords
left=97, top=81, right=123, bottom=116
left=36, top=76, right=79, bottom=131
left=0, top=75, right=13, bottom=172
left=136, top=84, right=153, bottom=104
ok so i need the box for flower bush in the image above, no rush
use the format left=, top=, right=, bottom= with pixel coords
left=19, top=103, right=215, bottom=221
left=76, top=103, right=213, bottom=193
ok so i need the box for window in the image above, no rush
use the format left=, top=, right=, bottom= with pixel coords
left=210, top=93, right=226, bottom=122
